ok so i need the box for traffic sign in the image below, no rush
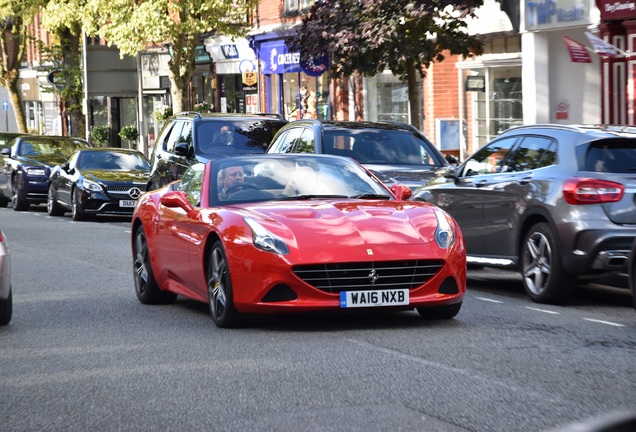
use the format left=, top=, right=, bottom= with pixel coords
left=1, top=100, right=8, bottom=111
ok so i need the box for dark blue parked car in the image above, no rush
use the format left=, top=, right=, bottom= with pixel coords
left=0, top=135, right=90, bottom=211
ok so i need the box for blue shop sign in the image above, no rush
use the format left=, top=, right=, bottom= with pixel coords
left=259, top=40, right=327, bottom=76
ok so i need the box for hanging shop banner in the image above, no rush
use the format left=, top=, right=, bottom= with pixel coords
left=562, top=36, right=592, bottom=63
left=259, top=40, right=326, bottom=76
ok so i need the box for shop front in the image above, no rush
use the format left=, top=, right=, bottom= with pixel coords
left=596, top=0, right=636, bottom=124
left=205, top=36, right=260, bottom=114
left=249, top=34, right=329, bottom=121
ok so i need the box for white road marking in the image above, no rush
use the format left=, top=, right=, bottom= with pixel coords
left=583, top=318, right=625, bottom=327
left=475, top=297, right=503, bottom=303
left=525, top=307, right=560, bottom=315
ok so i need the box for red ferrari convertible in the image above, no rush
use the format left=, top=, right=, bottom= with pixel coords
left=131, top=154, right=466, bottom=327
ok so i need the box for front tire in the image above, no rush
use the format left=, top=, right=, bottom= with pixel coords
left=207, top=241, right=242, bottom=328
left=71, top=188, right=87, bottom=221
left=133, top=225, right=176, bottom=304
left=11, top=175, right=29, bottom=211
left=0, top=286, right=12, bottom=325
left=417, top=302, right=462, bottom=319
left=47, top=186, right=65, bottom=216
left=521, top=222, right=573, bottom=304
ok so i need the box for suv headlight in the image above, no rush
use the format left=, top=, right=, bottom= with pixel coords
left=244, top=217, right=289, bottom=255
left=433, top=208, right=455, bottom=249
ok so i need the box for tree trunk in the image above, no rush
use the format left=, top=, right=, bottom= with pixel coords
left=168, top=34, right=196, bottom=115
left=406, top=58, right=421, bottom=129
left=60, top=28, right=85, bottom=138
left=7, top=78, right=27, bottom=133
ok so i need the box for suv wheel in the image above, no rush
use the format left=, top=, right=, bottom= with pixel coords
left=521, top=222, right=574, bottom=305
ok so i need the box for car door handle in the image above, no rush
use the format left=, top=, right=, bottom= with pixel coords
left=473, top=180, right=488, bottom=188
left=519, top=175, right=533, bottom=185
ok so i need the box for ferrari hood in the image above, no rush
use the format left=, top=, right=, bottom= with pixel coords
left=243, top=200, right=440, bottom=248
left=82, top=169, right=149, bottom=183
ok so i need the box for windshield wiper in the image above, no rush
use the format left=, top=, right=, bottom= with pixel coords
left=352, top=193, right=391, bottom=200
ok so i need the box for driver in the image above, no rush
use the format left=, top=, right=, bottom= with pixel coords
left=218, top=165, right=245, bottom=200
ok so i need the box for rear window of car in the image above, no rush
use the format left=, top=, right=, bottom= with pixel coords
left=582, top=139, right=636, bottom=173
left=196, top=120, right=286, bottom=156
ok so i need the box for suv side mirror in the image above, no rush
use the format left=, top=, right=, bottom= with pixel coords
left=174, top=142, right=189, bottom=157
left=443, top=165, right=458, bottom=179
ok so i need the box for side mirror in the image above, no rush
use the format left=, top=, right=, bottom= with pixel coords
left=390, top=184, right=412, bottom=200
left=160, top=191, right=199, bottom=218
left=174, top=142, right=190, bottom=157
left=0, top=148, right=9, bottom=156
left=443, top=165, right=458, bottom=179
left=445, top=154, right=459, bottom=165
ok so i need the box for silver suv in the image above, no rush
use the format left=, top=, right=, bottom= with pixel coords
left=412, top=124, right=636, bottom=304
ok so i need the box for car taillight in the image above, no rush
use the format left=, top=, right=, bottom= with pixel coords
left=563, top=177, right=624, bottom=205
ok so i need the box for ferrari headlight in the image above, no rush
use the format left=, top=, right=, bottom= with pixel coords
left=80, top=179, right=103, bottom=193
left=26, top=167, right=46, bottom=176
left=433, top=208, right=455, bottom=249
left=244, top=217, right=289, bottom=255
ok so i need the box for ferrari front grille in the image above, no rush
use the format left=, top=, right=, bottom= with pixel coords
left=293, top=260, right=444, bottom=293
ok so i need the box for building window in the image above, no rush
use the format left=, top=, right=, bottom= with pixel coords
left=471, top=66, right=522, bottom=149
left=284, top=0, right=314, bottom=13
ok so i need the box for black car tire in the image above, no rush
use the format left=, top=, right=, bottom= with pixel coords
left=47, top=186, right=65, bottom=216
left=629, top=240, right=636, bottom=311
left=133, top=225, right=176, bottom=305
left=521, top=222, right=574, bottom=304
left=417, top=302, right=462, bottom=319
left=0, top=286, right=12, bottom=325
left=71, top=188, right=87, bottom=221
left=207, top=241, right=242, bottom=328
left=11, top=175, right=29, bottom=211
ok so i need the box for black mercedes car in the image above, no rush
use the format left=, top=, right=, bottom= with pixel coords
left=0, top=135, right=90, bottom=210
left=48, top=148, right=150, bottom=221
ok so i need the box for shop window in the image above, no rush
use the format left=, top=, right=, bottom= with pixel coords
left=284, top=0, right=314, bottom=13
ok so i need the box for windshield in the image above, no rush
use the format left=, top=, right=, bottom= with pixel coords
left=208, top=154, right=393, bottom=205
left=322, top=128, right=441, bottom=166
left=79, top=150, right=150, bottom=171
left=196, top=119, right=285, bottom=157
left=19, top=138, right=88, bottom=158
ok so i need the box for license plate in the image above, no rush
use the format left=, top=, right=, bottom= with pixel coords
left=119, top=200, right=137, bottom=208
left=339, top=289, right=409, bottom=308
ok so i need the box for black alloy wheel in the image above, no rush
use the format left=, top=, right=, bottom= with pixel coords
left=71, top=188, right=87, bottom=221
left=47, top=186, right=65, bottom=216
left=207, top=241, right=242, bottom=328
left=132, top=225, right=176, bottom=304
left=11, top=175, right=29, bottom=211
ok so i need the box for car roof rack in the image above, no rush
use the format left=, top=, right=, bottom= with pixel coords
left=173, top=111, right=202, bottom=119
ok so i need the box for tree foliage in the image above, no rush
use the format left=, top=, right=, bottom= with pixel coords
left=0, top=0, right=44, bottom=133
left=40, top=0, right=86, bottom=138
left=83, top=0, right=256, bottom=114
left=289, top=0, right=484, bottom=126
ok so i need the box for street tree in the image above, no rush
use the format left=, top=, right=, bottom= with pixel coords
left=0, top=0, right=43, bottom=133
left=289, top=0, right=484, bottom=127
left=41, top=0, right=86, bottom=138
left=83, top=0, right=256, bottom=114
